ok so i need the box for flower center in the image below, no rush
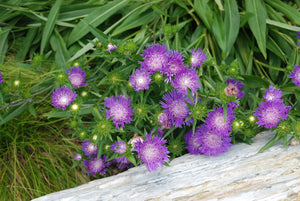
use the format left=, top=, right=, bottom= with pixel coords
left=170, top=100, right=189, bottom=118
left=214, top=115, right=226, bottom=127
left=264, top=107, right=280, bottom=124
left=136, top=76, right=146, bottom=86
left=111, top=104, right=128, bottom=120
left=143, top=143, right=159, bottom=161
left=204, top=133, right=222, bottom=149
left=179, top=76, right=192, bottom=88
left=91, top=159, right=103, bottom=171
left=69, top=73, right=83, bottom=87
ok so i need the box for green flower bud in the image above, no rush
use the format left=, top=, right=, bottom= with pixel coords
left=292, top=121, right=300, bottom=138
left=78, top=131, right=87, bottom=139
left=95, top=119, right=114, bottom=138
left=276, top=120, right=292, bottom=136
left=168, top=138, right=184, bottom=157
left=70, top=120, right=78, bottom=128
left=134, top=103, right=150, bottom=120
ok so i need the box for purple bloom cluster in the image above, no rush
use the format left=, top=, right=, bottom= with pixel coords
left=172, top=68, right=200, bottom=95
left=83, top=155, right=110, bottom=176
left=0, top=71, right=3, bottom=84
left=190, top=48, right=207, bottom=68
left=289, top=65, right=300, bottom=87
left=82, top=140, right=98, bottom=156
left=162, top=50, right=186, bottom=80
left=184, top=128, right=202, bottom=154
left=105, top=95, right=134, bottom=128
left=225, top=78, right=244, bottom=99
left=205, top=104, right=235, bottom=136
left=129, top=69, right=151, bottom=91
left=110, top=141, right=132, bottom=169
left=254, top=86, right=291, bottom=128
left=134, top=133, right=169, bottom=172
left=52, top=86, right=77, bottom=110
left=66, top=67, right=88, bottom=89
left=160, top=90, right=190, bottom=128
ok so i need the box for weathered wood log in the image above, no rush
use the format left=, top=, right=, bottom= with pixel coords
left=32, top=131, right=300, bottom=201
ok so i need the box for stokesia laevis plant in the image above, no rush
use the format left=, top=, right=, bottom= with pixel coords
left=47, top=38, right=299, bottom=176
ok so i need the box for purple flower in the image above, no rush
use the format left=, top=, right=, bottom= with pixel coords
left=162, top=50, right=186, bottom=81
left=106, top=43, right=117, bottom=53
left=73, top=153, right=82, bottom=161
left=82, top=140, right=98, bottom=156
left=83, top=155, right=110, bottom=176
left=158, top=112, right=172, bottom=129
left=254, top=101, right=291, bottom=128
left=114, top=156, right=133, bottom=169
left=172, top=68, right=200, bottom=95
left=184, top=128, right=202, bottom=155
left=110, top=141, right=127, bottom=154
left=205, top=105, right=235, bottom=136
left=105, top=95, right=134, bottom=128
left=139, top=43, right=169, bottom=73
left=134, top=133, right=169, bottom=172
left=197, top=125, right=232, bottom=157
left=298, top=32, right=300, bottom=46
left=190, top=48, right=206, bottom=68
left=263, top=85, right=282, bottom=102
left=66, top=67, right=88, bottom=89
left=52, top=86, right=77, bottom=110
left=160, top=90, right=190, bottom=128
left=225, top=78, right=244, bottom=99
left=0, top=71, right=3, bottom=83
left=129, top=69, right=151, bottom=91
left=289, top=65, right=300, bottom=87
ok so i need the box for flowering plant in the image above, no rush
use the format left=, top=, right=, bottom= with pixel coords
left=36, top=35, right=299, bottom=176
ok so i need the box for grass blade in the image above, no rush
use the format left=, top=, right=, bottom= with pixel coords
left=15, top=28, right=38, bottom=61
left=0, top=27, right=10, bottom=64
left=68, top=0, right=129, bottom=46
left=224, top=0, right=240, bottom=57
left=0, top=103, right=29, bottom=126
left=246, top=0, right=267, bottom=59
left=40, top=0, right=62, bottom=54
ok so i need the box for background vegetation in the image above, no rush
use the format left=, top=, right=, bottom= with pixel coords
left=0, top=0, right=299, bottom=200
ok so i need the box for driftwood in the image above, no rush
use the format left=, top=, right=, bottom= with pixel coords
left=33, top=131, right=300, bottom=201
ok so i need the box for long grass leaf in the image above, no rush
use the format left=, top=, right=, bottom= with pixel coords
left=68, top=0, right=129, bottom=46
left=266, top=19, right=300, bottom=32
left=40, top=0, right=62, bottom=54
left=224, top=0, right=240, bottom=57
left=15, top=28, right=38, bottom=61
left=245, top=0, right=267, bottom=59
left=0, top=27, right=10, bottom=64
left=0, top=103, right=29, bottom=126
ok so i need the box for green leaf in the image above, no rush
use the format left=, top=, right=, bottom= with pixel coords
left=194, top=0, right=213, bottom=30
left=28, top=104, right=37, bottom=117
left=258, top=133, right=281, bottom=153
left=40, top=0, right=62, bottom=54
left=266, top=19, right=300, bottom=32
left=84, top=21, right=108, bottom=43
left=264, top=0, right=300, bottom=25
left=15, top=28, right=38, bottom=61
left=212, top=13, right=225, bottom=52
left=68, top=0, right=129, bottom=45
left=0, top=103, right=29, bottom=126
left=241, top=75, right=269, bottom=88
left=50, top=29, right=70, bottom=70
left=0, top=27, right=11, bottom=64
left=246, top=0, right=267, bottom=59
left=224, top=0, right=240, bottom=57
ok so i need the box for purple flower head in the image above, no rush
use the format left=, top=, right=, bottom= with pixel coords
left=73, top=153, right=82, bottom=161
left=172, top=68, right=200, bottom=95
left=158, top=112, right=172, bottom=129
left=66, top=67, right=88, bottom=89
left=160, top=90, right=190, bottom=128
left=162, top=50, right=186, bottom=81
left=129, top=69, right=151, bottom=91
left=254, top=101, right=291, bottom=128
left=197, top=125, right=232, bottom=157
left=105, top=95, right=134, bottom=128
left=263, top=85, right=282, bottom=102
left=134, top=133, right=169, bottom=172
left=139, top=43, right=169, bottom=73
left=289, top=65, right=300, bottom=87
left=298, top=32, right=300, bottom=46
left=52, top=86, right=77, bottom=110
left=83, top=155, right=110, bottom=176
left=110, top=141, right=127, bottom=154
left=106, top=43, right=117, bottom=53
left=114, top=156, right=133, bottom=169
left=190, top=48, right=206, bottom=68
left=0, top=71, right=3, bottom=84
left=82, top=140, right=98, bottom=156
left=205, top=105, right=235, bottom=136
left=225, top=78, right=244, bottom=99
left=184, top=128, right=202, bottom=155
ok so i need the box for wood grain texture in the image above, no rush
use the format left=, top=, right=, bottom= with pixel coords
left=32, top=131, right=300, bottom=201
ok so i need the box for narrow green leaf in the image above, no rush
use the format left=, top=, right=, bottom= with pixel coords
left=266, top=19, right=300, bottom=32
left=241, top=75, right=269, bottom=88
left=264, top=0, right=300, bottom=25
left=258, top=133, right=281, bottom=153
left=28, top=104, right=37, bottom=117
left=224, top=0, right=240, bottom=56
left=68, top=0, right=129, bottom=46
left=40, top=0, right=62, bottom=54
left=83, top=21, right=108, bottom=43
left=0, top=27, right=11, bottom=64
left=15, top=28, right=38, bottom=61
left=50, top=29, right=70, bottom=70
left=0, top=103, right=29, bottom=126
left=194, top=0, right=213, bottom=30
left=246, top=0, right=267, bottom=59
left=212, top=13, right=226, bottom=52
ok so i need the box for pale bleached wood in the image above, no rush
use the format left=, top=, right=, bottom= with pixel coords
left=32, top=131, right=300, bottom=201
